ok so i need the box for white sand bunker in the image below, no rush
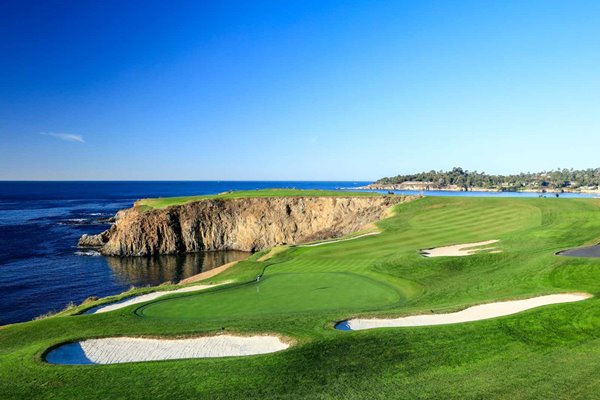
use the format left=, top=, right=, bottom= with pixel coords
left=421, top=240, right=500, bottom=257
left=45, top=335, right=289, bottom=365
left=85, top=283, right=225, bottom=314
left=298, top=232, right=380, bottom=247
left=339, top=293, right=591, bottom=331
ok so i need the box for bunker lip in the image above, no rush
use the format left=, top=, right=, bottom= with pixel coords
left=334, top=320, right=352, bottom=331
left=44, top=334, right=290, bottom=365
left=336, top=293, right=592, bottom=331
left=83, top=282, right=228, bottom=314
left=556, top=243, right=600, bottom=258
left=420, top=240, right=500, bottom=257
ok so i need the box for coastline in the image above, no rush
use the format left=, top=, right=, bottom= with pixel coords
left=358, top=183, right=600, bottom=194
left=0, top=181, right=371, bottom=326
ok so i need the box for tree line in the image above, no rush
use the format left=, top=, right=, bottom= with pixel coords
left=375, top=167, right=600, bottom=191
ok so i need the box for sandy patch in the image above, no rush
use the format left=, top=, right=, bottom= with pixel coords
left=421, top=240, right=500, bottom=257
left=46, top=335, right=289, bottom=364
left=85, top=282, right=227, bottom=314
left=298, top=232, right=381, bottom=248
left=258, top=246, right=290, bottom=262
left=179, top=261, right=240, bottom=285
left=339, top=293, right=591, bottom=330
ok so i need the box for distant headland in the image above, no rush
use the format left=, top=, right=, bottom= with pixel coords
left=79, top=189, right=412, bottom=256
left=361, top=167, right=600, bottom=193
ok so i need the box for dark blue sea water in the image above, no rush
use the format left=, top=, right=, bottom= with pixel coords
left=1, top=181, right=598, bottom=326
left=0, top=181, right=368, bottom=325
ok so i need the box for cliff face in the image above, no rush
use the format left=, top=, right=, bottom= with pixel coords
left=80, top=196, right=411, bottom=256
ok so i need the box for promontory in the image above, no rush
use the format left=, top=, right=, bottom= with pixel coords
left=79, top=190, right=412, bottom=256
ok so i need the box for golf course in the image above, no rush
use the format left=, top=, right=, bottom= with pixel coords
left=3, top=194, right=600, bottom=399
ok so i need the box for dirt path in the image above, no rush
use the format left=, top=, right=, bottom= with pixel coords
left=297, top=231, right=380, bottom=247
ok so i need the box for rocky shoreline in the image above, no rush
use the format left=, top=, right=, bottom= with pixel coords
left=79, top=195, right=412, bottom=256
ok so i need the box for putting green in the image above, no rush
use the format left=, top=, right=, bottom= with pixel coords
left=137, top=272, right=403, bottom=319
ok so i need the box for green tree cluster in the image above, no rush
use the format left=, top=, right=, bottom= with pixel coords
left=376, top=167, right=600, bottom=191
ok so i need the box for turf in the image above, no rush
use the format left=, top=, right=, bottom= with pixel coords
left=136, top=188, right=380, bottom=210
left=138, top=272, right=402, bottom=320
left=3, top=196, right=600, bottom=399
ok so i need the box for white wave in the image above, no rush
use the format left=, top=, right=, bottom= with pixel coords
left=75, top=250, right=102, bottom=257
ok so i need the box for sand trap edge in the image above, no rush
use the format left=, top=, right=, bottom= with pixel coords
left=420, top=240, right=500, bottom=257
left=44, top=334, right=291, bottom=365
left=337, top=293, right=592, bottom=331
left=84, top=282, right=228, bottom=314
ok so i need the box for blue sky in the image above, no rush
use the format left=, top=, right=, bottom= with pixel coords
left=2, top=0, right=600, bottom=180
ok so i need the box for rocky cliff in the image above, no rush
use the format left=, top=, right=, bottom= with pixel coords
left=79, top=196, right=412, bottom=256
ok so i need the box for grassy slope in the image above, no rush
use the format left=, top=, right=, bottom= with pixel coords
left=136, top=188, right=380, bottom=210
left=3, top=197, right=600, bottom=399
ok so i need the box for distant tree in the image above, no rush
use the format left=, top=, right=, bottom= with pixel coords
left=374, top=167, right=600, bottom=191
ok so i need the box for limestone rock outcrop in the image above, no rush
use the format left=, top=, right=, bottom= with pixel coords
left=79, top=196, right=413, bottom=256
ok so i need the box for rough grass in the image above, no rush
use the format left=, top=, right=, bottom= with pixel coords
left=3, top=197, right=600, bottom=399
left=136, top=188, right=381, bottom=210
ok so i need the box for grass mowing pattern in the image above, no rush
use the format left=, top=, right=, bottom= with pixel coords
left=3, top=196, right=600, bottom=399
left=137, top=272, right=401, bottom=319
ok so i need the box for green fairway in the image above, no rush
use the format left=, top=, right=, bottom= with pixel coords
left=4, top=195, right=600, bottom=399
left=136, top=188, right=380, bottom=210
left=138, top=272, right=402, bottom=320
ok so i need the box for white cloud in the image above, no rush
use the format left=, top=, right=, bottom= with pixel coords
left=41, top=132, right=84, bottom=143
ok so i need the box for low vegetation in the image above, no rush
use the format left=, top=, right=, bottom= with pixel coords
left=3, top=195, right=600, bottom=399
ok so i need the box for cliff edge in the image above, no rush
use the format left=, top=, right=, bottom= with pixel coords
left=79, top=195, right=412, bottom=256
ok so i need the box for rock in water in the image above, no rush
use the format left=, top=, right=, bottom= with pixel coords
left=78, top=232, right=110, bottom=248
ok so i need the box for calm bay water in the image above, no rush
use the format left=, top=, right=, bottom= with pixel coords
left=1, top=181, right=598, bottom=325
